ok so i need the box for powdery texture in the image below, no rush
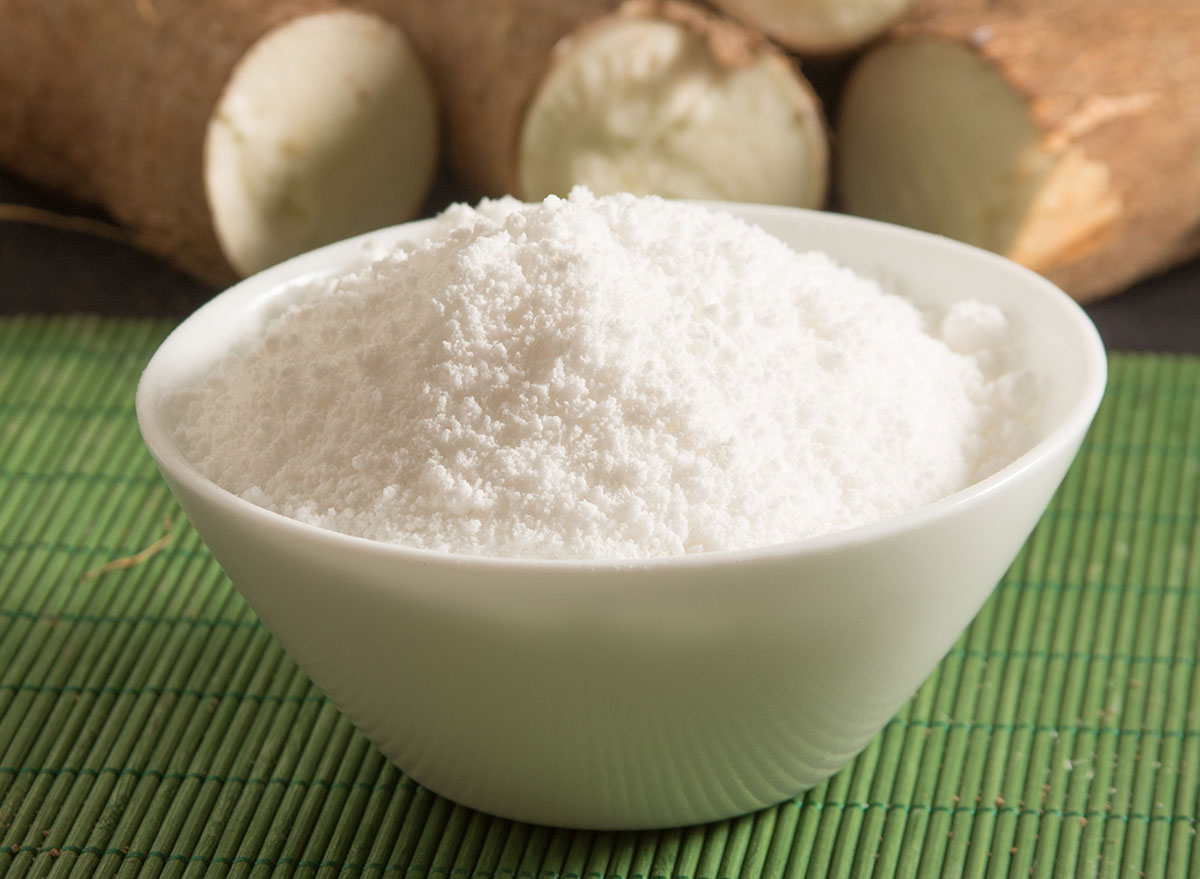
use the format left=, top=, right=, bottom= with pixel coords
left=170, top=190, right=1035, bottom=560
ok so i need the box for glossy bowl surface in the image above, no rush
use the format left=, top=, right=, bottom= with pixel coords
left=137, top=204, right=1107, bottom=829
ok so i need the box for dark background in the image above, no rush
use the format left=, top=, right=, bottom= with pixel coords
left=1, top=170, right=1196, bottom=354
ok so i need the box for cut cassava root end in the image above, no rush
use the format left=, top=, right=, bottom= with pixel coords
left=0, top=2, right=438, bottom=285
left=206, top=10, right=438, bottom=277
left=708, top=0, right=917, bottom=54
left=369, top=0, right=829, bottom=209
left=519, top=2, right=828, bottom=206
left=837, top=4, right=1200, bottom=301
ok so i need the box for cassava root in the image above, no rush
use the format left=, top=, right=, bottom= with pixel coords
left=0, top=0, right=438, bottom=284
left=837, top=1, right=1200, bottom=301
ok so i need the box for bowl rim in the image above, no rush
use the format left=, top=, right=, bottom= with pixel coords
left=136, top=202, right=1108, bottom=575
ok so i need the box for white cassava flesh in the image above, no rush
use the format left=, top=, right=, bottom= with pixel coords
left=206, top=11, right=438, bottom=276
left=837, top=3, right=1200, bottom=302
left=519, top=15, right=827, bottom=206
left=708, top=0, right=916, bottom=54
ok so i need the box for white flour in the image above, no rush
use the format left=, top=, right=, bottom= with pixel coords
left=169, top=190, right=1035, bottom=560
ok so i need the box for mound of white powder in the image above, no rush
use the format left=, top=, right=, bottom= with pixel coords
left=169, top=189, right=1036, bottom=560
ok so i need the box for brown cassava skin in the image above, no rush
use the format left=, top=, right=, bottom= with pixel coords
left=365, top=0, right=818, bottom=198
left=907, top=0, right=1176, bottom=14
left=871, top=2, right=1200, bottom=301
left=0, top=0, right=360, bottom=286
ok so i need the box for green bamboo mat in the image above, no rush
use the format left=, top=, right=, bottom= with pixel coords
left=2, top=315, right=1198, bottom=879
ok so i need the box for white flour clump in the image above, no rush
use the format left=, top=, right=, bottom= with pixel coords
left=169, top=189, right=1036, bottom=560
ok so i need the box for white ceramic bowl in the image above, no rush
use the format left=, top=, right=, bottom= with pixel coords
left=137, top=204, right=1107, bottom=830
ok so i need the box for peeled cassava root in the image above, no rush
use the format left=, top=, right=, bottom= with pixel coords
left=707, top=0, right=917, bottom=55
left=0, top=0, right=438, bottom=283
left=368, top=0, right=829, bottom=209
left=837, top=2, right=1200, bottom=301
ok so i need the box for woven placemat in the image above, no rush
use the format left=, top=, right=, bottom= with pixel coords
left=1, top=315, right=1197, bottom=879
